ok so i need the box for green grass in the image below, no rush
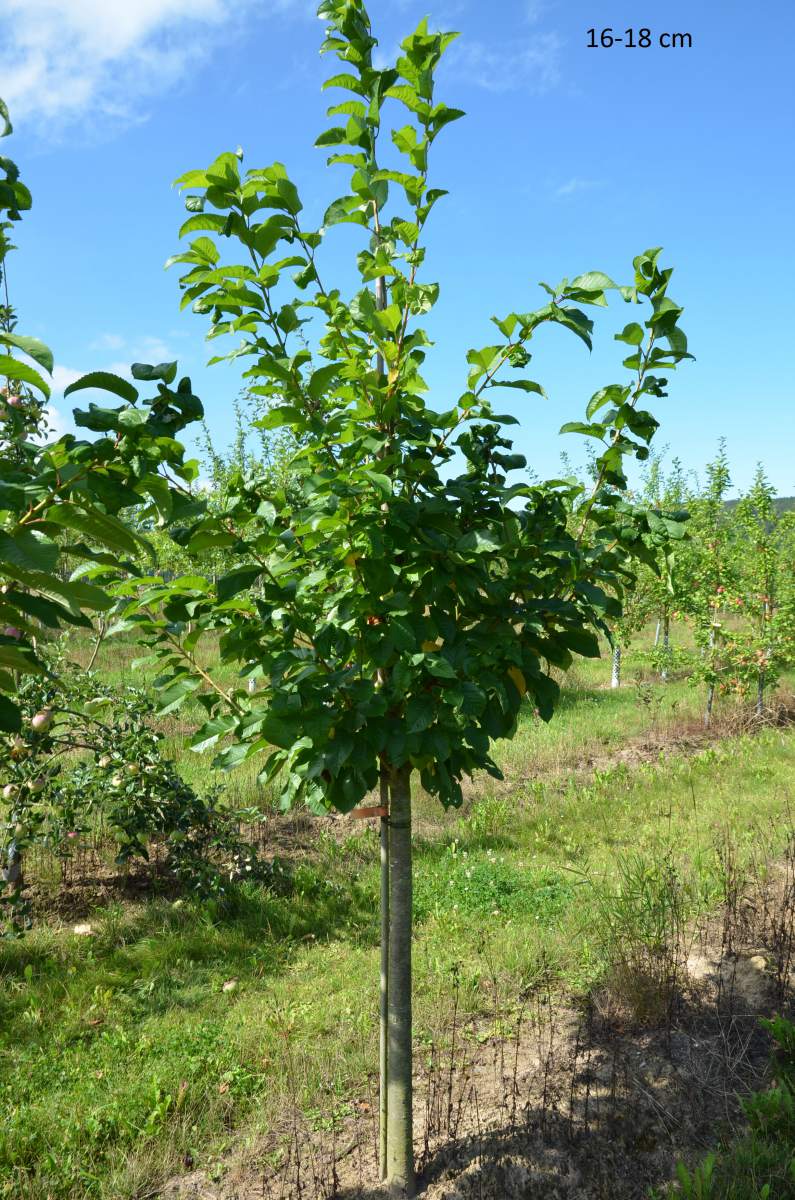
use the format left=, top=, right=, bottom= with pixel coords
left=2, top=623, right=794, bottom=1197
left=2, top=724, right=794, bottom=1197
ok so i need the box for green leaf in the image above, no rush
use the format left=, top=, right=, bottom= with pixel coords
left=495, top=379, right=547, bottom=397
left=456, top=529, right=501, bottom=553
left=72, top=404, right=130, bottom=433
left=155, top=676, right=201, bottom=716
left=323, top=196, right=369, bottom=228
left=569, top=271, right=617, bottom=292
left=586, top=384, right=629, bottom=420
left=0, top=693, right=22, bottom=733
left=559, top=421, right=606, bottom=440
left=190, top=715, right=238, bottom=753
left=426, top=656, right=457, bottom=680
left=0, top=354, right=50, bottom=398
left=560, top=628, right=600, bottom=657
left=45, top=503, right=143, bottom=555
left=360, top=470, right=392, bottom=498
left=0, top=530, right=58, bottom=573
left=131, top=361, right=178, bottom=384
left=615, top=322, right=644, bottom=346
left=64, top=371, right=139, bottom=404
left=5, top=591, right=91, bottom=630
left=0, top=333, right=54, bottom=373
left=217, top=566, right=262, bottom=603
left=0, top=643, right=44, bottom=674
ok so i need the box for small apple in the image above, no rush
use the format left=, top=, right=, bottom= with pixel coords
left=2, top=783, right=18, bottom=802
left=110, top=773, right=124, bottom=788
left=30, top=708, right=54, bottom=734
left=125, top=763, right=140, bottom=777
left=98, top=755, right=112, bottom=769
left=27, top=776, right=46, bottom=794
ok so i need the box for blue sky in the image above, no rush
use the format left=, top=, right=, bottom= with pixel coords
left=3, top=0, right=794, bottom=496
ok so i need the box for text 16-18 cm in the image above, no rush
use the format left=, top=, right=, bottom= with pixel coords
left=587, top=28, right=693, bottom=49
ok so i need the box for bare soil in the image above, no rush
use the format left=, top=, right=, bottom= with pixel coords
left=158, top=929, right=786, bottom=1200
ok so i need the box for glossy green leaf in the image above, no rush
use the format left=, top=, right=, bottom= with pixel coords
left=0, top=333, right=54, bottom=373
left=64, top=371, right=138, bottom=404
left=0, top=354, right=50, bottom=397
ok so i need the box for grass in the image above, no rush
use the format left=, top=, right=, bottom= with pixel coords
left=1, top=625, right=794, bottom=1197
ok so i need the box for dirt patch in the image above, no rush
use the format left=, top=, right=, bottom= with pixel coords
left=158, top=935, right=782, bottom=1200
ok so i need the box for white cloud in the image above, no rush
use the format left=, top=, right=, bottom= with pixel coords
left=41, top=403, right=71, bottom=440
left=104, top=336, right=176, bottom=379
left=51, top=364, right=83, bottom=394
left=0, top=0, right=289, bottom=135
left=35, top=364, right=84, bottom=442
left=137, top=336, right=175, bottom=362
left=554, top=177, right=603, bottom=198
left=89, top=333, right=126, bottom=351
left=445, top=32, right=562, bottom=94
left=524, top=0, right=548, bottom=24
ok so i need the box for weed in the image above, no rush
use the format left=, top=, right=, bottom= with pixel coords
left=586, top=850, right=693, bottom=1025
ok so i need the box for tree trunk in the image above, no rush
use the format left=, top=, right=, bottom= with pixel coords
left=660, top=614, right=670, bottom=681
left=385, top=763, right=414, bottom=1197
left=1, top=844, right=24, bottom=932
left=611, top=644, right=621, bottom=689
left=379, top=768, right=390, bottom=1181
left=704, top=682, right=715, bottom=728
left=757, top=600, right=770, bottom=719
left=704, top=626, right=716, bottom=728
left=654, top=619, right=661, bottom=647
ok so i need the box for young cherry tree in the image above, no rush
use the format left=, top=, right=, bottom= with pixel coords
left=606, top=455, right=689, bottom=687
left=108, top=4, right=691, bottom=1192
left=681, top=444, right=738, bottom=725
left=722, top=467, right=795, bottom=716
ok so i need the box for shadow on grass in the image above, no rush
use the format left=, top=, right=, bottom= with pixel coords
left=0, top=867, right=381, bottom=995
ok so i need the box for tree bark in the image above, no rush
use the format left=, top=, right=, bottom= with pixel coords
left=660, top=613, right=670, bottom=681
left=1, top=845, right=24, bottom=932
left=757, top=599, right=770, bottom=718
left=379, top=767, right=390, bottom=1180
left=385, top=763, right=414, bottom=1196
left=704, top=626, right=716, bottom=728
left=611, top=644, right=621, bottom=689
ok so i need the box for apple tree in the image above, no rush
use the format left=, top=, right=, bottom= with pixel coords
left=0, top=98, right=206, bottom=926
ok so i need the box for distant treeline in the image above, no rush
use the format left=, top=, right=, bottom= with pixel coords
left=725, top=496, right=795, bottom=515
